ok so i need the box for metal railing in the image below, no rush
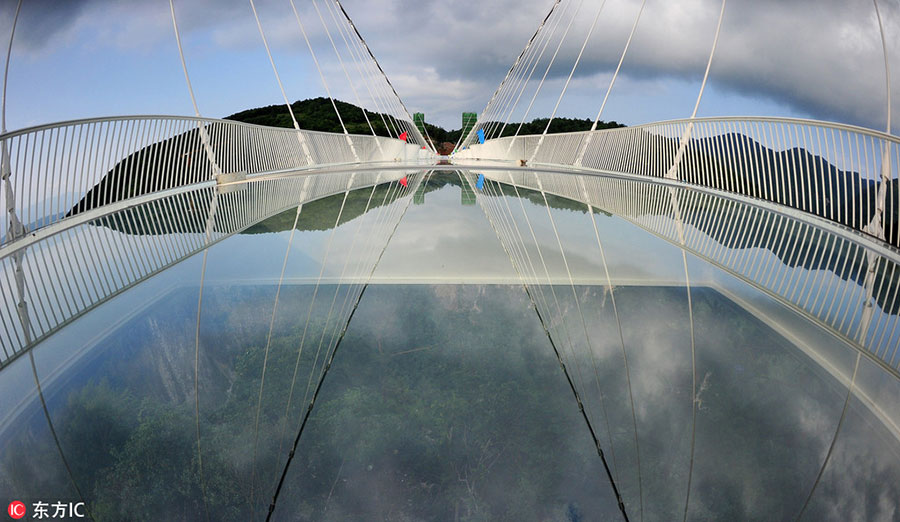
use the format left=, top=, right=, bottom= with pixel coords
left=473, top=168, right=900, bottom=376
left=456, top=117, right=900, bottom=247
left=0, top=168, right=414, bottom=367
left=0, top=115, right=425, bottom=250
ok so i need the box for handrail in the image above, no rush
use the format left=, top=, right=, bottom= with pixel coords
left=472, top=115, right=900, bottom=144
left=0, top=114, right=428, bottom=249
left=473, top=168, right=900, bottom=377
left=0, top=168, right=413, bottom=367
left=457, top=116, right=900, bottom=248
left=0, top=114, right=392, bottom=141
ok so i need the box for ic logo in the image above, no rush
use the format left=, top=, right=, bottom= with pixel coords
left=7, top=501, right=26, bottom=520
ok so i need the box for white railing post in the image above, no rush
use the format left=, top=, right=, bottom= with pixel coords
left=2, top=139, right=24, bottom=243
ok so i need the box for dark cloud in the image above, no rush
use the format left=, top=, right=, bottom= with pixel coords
left=343, top=0, right=900, bottom=130
left=0, top=0, right=91, bottom=51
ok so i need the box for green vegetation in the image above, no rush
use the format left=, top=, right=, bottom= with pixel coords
left=0, top=285, right=620, bottom=520
left=487, top=117, right=624, bottom=138
left=6, top=177, right=896, bottom=520
left=224, top=98, right=624, bottom=153
left=242, top=180, right=409, bottom=234
left=1, top=278, right=870, bottom=520
left=225, top=97, right=397, bottom=138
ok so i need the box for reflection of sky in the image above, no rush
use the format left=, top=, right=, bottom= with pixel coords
left=2, top=170, right=900, bottom=520
left=6, top=281, right=882, bottom=519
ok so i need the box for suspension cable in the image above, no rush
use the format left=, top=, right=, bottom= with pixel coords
left=666, top=0, right=727, bottom=179
left=575, top=0, right=647, bottom=166
left=484, top=3, right=559, bottom=141
left=506, top=0, right=583, bottom=155
left=326, top=0, right=395, bottom=138
left=1, top=0, right=22, bottom=134
left=873, top=0, right=890, bottom=135
left=457, top=0, right=562, bottom=150
left=2, top=0, right=25, bottom=243
left=333, top=0, right=432, bottom=150
left=495, top=0, right=568, bottom=141
left=312, top=0, right=381, bottom=151
left=530, top=0, right=609, bottom=163
left=288, top=0, right=359, bottom=162
left=168, top=0, right=221, bottom=176
left=248, top=0, right=315, bottom=165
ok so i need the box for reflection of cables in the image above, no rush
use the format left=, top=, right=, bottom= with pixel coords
left=265, top=172, right=421, bottom=521
left=315, top=174, right=391, bottom=393
left=269, top=173, right=408, bottom=489
left=460, top=171, right=629, bottom=522
left=276, top=178, right=356, bottom=461
left=249, top=194, right=307, bottom=517
left=297, top=173, right=413, bottom=437
left=582, top=176, right=644, bottom=521
left=667, top=187, right=697, bottom=522
left=27, top=351, right=95, bottom=521
left=794, top=353, right=861, bottom=521
left=477, top=173, right=601, bottom=472
left=527, top=287, right=630, bottom=522
left=192, top=248, right=212, bottom=522
left=192, top=190, right=219, bottom=522
left=679, top=247, right=697, bottom=522
left=491, top=172, right=617, bottom=481
left=532, top=175, right=620, bottom=482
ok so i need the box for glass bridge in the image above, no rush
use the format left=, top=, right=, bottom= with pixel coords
left=2, top=0, right=899, bottom=520
left=1, top=166, right=898, bottom=521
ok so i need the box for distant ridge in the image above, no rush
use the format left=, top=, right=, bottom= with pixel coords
left=225, top=97, right=624, bottom=154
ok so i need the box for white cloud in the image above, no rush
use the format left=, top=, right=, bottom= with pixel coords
left=2, top=0, right=899, bottom=131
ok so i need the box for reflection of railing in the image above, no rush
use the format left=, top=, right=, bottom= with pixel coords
left=457, top=117, right=900, bottom=246
left=0, top=169, right=411, bottom=368
left=0, top=115, right=423, bottom=249
left=473, top=169, right=900, bottom=376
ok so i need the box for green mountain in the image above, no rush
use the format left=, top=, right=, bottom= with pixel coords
left=225, top=98, right=625, bottom=153
left=225, top=97, right=397, bottom=137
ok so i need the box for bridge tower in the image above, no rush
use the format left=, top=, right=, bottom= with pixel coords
left=461, top=112, right=477, bottom=144
left=413, top=112, right=426, bottom=137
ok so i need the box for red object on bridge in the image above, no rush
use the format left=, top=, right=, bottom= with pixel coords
left=400, top=176, right=408, bottom=187
left=398, top=131, right=408, bottom=142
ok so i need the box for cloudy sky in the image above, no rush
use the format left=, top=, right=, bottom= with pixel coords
left=1, top=0, right=898, bottom=132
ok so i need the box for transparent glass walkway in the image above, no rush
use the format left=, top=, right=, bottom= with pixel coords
left=1, top=169, right=898, bottom=521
